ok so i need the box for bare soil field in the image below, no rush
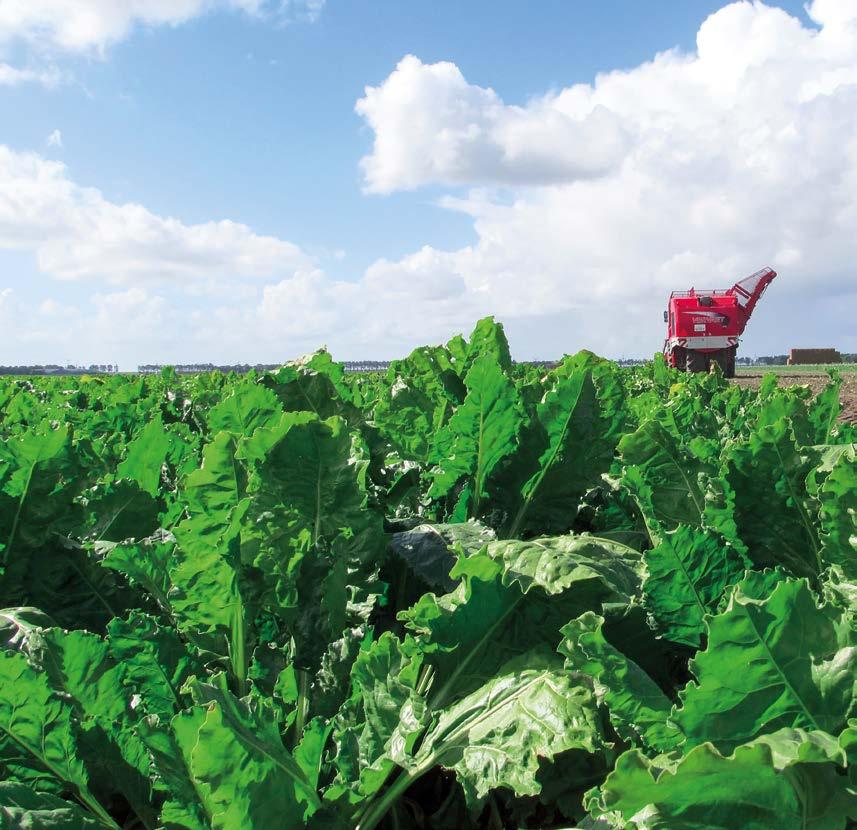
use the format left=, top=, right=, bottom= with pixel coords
left=733, top=370, right=857, bottom=424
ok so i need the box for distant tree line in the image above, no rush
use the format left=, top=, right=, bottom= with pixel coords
left=0, top=364, right=118, bottom=376
left=4, top=354, right=855, bottom=377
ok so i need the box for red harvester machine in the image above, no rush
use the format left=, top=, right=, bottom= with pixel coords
left=663, top=267, right=777, bottom=377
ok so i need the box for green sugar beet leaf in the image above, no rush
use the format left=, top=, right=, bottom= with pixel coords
left=461, top=316, right=513, bottom=375
left=184, top=690, right=321, bottom=829
left=262, top=350, right=360, bottom=424
left=170, top=519, right=249, bottom=687
left=137, top=710, right=211, bottom=830
left=206, top=380, right=283, bottom=437
left=77, top=478, right=161, bottom=544
left=400, top=535, right=642, bottom=710
left=618, top=420, right=709, bottom=536
left=348, top=650, right=605, bottom=830
left=3, top=623, right=157, bottom=828
left=642, top=525, right=748, bottom=647
left=373, top=346, right=464, bottom=463
left=672, top=576, right=857, bottom=753
left=244, top=413, right=381, bottom=555
left=587, top=728, right=855, bottom=830
left=808, top=444, right=857, bottom=578
left=0, top=426, right=78, bottom=578
left=330, top=632, right=426, bottom=808
left=0, top=781, right=105, bottom=829
left=0, top=650, right=118, bottom=829
left=170, top=433, right=253, bottom=689
left=721, top=417, right=823, bottom=578
left=107, top=611, right=204, bottom=721
left=428, top=353, right=524, bottom=520
left=411, top=654, right=604, bottom=804
left=560, top=612, right=681, bottom=754
left=117, top=414, right=197, bottom=497
left=99, top=531, right=176, bottom=613
left=504, top=360, right=624, bottom=538
left=0, top=427, right=123, bottom=630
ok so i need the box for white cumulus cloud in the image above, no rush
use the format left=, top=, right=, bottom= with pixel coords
left=0, top=0, right=326, bottom=54
left=355, top=54, right=629, bottom=193
left=0, top=145, right=312, bottom=283
left=0, top=62, right=63, bottom=86
left=7, top=0, right=857, bottom=366
left=343, top=0, right=857, bottom=358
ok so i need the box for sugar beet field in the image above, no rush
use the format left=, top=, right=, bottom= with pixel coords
left=0, top=318, right=855, bottom=829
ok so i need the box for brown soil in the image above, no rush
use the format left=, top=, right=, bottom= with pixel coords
left=733, top=373, right=857, bottom=425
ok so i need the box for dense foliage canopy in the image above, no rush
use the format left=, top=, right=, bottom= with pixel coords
left=0, top=318, right=855, bottom=829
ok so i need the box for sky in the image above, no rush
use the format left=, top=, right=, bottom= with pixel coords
left=1, top=0, right=856, bottom=368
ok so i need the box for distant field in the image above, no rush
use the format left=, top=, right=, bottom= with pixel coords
left=735, top=363, right=857, bottom=373
left=732, top=364, right=857, bottom=424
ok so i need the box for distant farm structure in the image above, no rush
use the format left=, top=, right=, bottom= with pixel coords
left=787, top=348, right=841, bottom=365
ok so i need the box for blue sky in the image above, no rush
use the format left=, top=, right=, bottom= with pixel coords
left=2, top=0, right=854, bottom=367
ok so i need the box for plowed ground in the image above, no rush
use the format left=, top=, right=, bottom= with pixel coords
left=733, top=371, right=857, bottom=424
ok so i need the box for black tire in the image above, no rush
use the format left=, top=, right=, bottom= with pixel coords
left=673, top=347, right=686, bottom=371
left=686, top=350, right=706, bottom=373
left=725, top=347, right=736, bottom=379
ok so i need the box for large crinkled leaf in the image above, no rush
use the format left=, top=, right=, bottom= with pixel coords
left=0, top=428, right=121, bottom=630
left=387, top=521, right=495, bottom=593
left=428, top=353, right=524, bottom=520
left=262, top=350, right=359, bottom=423
left=806, top=374, right=844, bottom=445
left=179, top=687, right=320, bottom=829
left=504, top=366, right=617, bottom=537
left=808, top=444, right=856, bottom=578
left=400, top=536, right=642, bottom=710
left=349, top=651, right=605, bottom=830
left=373, top=346, right=464, bottom=462
left=722, top=418, right=823, bottom=578
left=587, top=728, right=855, bottom=829
left=137, top=712, right=211, bottom=830
left=169, top=432, right=253, bottom=688
left=2, top=625, right=155, bottom=827
left=98, top=531, right=176, bottom=612
left=0, top=781, right=104, bottom=828
left=106, top=612, right=203, bottom=720
left=240, top=413, right=382, bottom=562
left=642, top=525, right=747, bottom=647
left=618, top=421, right=709, bottom=535
left=330, top=633, right=426, bottom=806
left=411, top=654, right=604, bottom=804
left=117, top=414, right=196, bottom=497
left=0, top=651, right=117, bottom=829
left=178, top=432, right=247, bottom=529
left=240, top=412, right=383, bottom=673
left=77, top=478, right=161, bottom=544
left=0, top=427, right=78, bottom=580
left=560, top=613, right=680, bottom=753
left=170, top=516, right=249, bottom=686
left=206, top=380, right=283, bottom=437
left=673, top=576, right=857, bottom=752
left=461, top=316, right=513, bottom=376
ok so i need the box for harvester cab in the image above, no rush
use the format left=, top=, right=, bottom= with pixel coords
left=663, top=267, right=777, bottom=377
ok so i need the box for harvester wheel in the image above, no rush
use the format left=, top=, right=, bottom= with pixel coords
left=686, top=350, right=706, bottom=373
left=726, top=347, right=736, bottom=378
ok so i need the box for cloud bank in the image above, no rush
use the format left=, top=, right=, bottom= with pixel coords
left=4, top=0, right=857, bottom=365
left=0, top=146, right=311, bottom=284
left=0, top=0, right=325, bottom=83
left=346, top=0, right=857, bottom=357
